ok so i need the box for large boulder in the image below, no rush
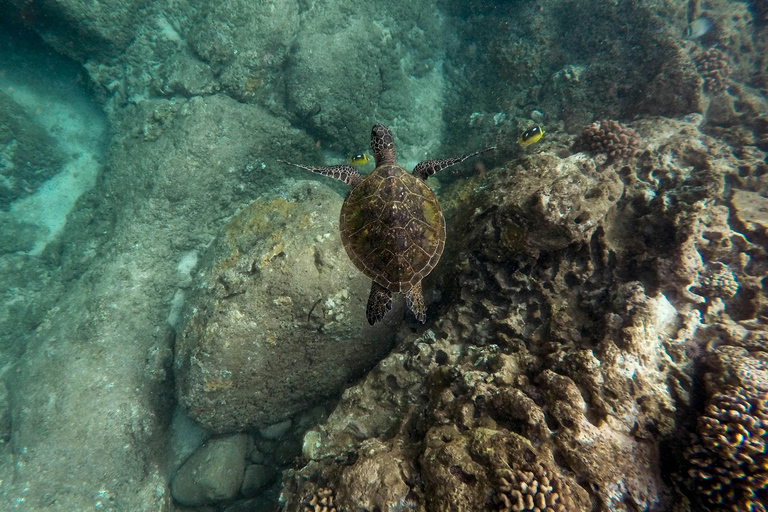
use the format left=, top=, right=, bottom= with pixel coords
left=171, top=434, right=250, bottom=506
left=175, top=180, right=399, bottom=433
left=2, top=0, right=151, bottom=60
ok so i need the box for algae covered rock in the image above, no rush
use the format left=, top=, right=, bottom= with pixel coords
left=478, top=152, right=623, bottom=256
left=2, top=0, right=150, bottom=60
left=0, top=91, right=64, bottom=210
left=175, top=180, right=398, bottom=433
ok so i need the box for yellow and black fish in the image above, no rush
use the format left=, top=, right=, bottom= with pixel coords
left=348, top=153, right=370, bottom=165
left=518, top=125, right=545, bottom=147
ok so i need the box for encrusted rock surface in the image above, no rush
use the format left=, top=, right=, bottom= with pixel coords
left=0, top=381, right=9, bottom=443
left=175, top=180, right=398, bottom=433
left=279, top=117, right=768, bottom=512
left=473, top=152, right=623, bottom=256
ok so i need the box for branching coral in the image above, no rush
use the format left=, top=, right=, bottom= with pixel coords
left=494, top=465, right=578, bottom=512
left=685, top=386, right=768, bottom=511
left=694, top=48, right=731, bottom=93
left=304, top=487, right=337, bottom=512
left=572, top=119, right=641, bottom=159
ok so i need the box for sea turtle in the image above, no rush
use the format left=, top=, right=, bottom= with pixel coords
left=280, top=124, right=494, bottom=325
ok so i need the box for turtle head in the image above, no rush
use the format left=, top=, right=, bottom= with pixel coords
left=371, top=124, right=397, bottom=167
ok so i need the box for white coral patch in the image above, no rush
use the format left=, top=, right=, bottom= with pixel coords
left=177, top=250, right=198, bottom=280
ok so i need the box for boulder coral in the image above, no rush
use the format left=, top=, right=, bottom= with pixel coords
left=572, top=119, right=641, bottom=160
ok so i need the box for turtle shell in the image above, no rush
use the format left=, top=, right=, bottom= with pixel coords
left=340, top=164, right=445, bottom=293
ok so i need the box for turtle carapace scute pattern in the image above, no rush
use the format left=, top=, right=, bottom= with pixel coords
left=279, top=124, right=494, bottom=325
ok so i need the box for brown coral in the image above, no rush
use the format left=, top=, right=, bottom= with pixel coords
left=304, top=487, right=337, bottom=512
left=694, top=48, right=731, bottom=92
left=495, top=465, right=578, bottom=512
left=572, top=119, right=641, bottom=159
left=685, top=386, right=768, bottom=511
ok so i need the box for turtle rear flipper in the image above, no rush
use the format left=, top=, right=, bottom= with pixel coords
left=367, top=281, right=392, bottom=325
left=405, top=282, right=426, bottom=323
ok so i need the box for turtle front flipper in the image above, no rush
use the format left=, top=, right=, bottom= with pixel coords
left=370, top=124, right=397, bottom=167
left=278, top=160, right=362, bottom=187
left=366, top=281, right=392, bottom=326
left=405, top=282, right=426, bottom=324
left=412, top=147, right=496, bottom=180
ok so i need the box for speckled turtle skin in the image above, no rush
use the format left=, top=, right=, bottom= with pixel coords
left=280, top=124, right=493, bottom=325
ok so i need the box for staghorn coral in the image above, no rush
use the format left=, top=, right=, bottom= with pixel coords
left=572, top=119, right=641, bottom=159
left=694, top=48, right=731, bottom=93
left=495, top=464, right=577, bottom=512
left=304, top=487, right=337, bottom=512
left=685, top=386, right=768, bottom=511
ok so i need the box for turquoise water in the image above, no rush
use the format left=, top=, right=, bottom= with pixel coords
left=0, top=2, right=767, bottom=511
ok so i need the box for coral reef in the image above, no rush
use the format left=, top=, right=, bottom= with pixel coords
left=278, top=116, right=768, bottom=512
left=685, top=386, right=768, bottom=511
left=494, top=464, right=578, bottom=512
left=304, top=487, right=337, bottom=512
left=694, top=48, right=731, bottom=93
left=572, top=119, right=641, bottom=160
left=679, top=314, right=768, bottom=511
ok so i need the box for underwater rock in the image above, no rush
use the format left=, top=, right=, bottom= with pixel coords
left=1, top=89, right=310, bottom=510
left=338, top=442, right=413, bottom=512
left=171, top=433, right=249, bottom=506
left=0, top=91, right=65, bottom=210
left=240, top=463, right=277, bottom=498
left=0, top=217, right=46, bottom=254
left=476, top=152, right=623, bottom=256
left=632, top=44, right=706, bottom=119
left=539, top=369, right=671, bottom=511
left=2, top=0, right=149, bottom=60
left=284, top=18, right=385, bottom=153
left=185, top=0, right=299, bottom=102
left=0, top=381, right=9, bottom=442
left=282, top=2, right=448, bottom=161
left=175, top=180, right=399, bottom=433
left=730, top=188, right=768, bottom=233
